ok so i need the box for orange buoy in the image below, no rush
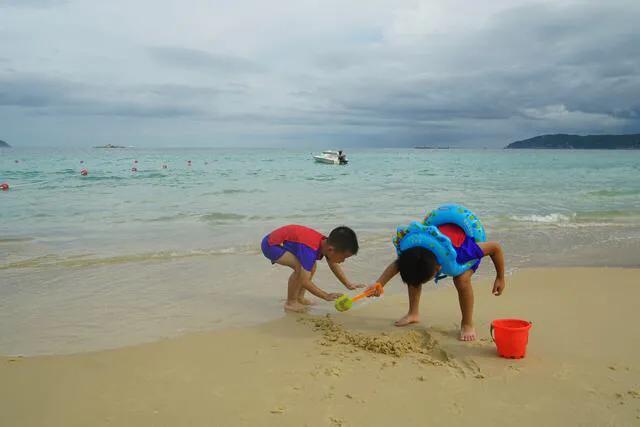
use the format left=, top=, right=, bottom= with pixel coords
left=80, top=168, right=88, bottom=176
left=0, top=182, right=9, bottom=191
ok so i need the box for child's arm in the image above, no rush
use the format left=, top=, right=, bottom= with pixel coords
left=478, top=241, right=506, bottom=296
left=327, top=261, right=364, bottom=290
left=366, top=260, right=399, bottom=296
left=299, top=268, right=343, bottom=301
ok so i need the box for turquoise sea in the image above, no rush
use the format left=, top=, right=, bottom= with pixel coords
left=2, top=147, right=640, bottom=355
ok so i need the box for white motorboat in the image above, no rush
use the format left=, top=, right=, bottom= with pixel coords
left=313, top=150, right=348, bottom=165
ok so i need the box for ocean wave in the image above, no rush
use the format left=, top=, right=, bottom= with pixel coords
left=586, top=189, right=640, bottom=198
left=0, top=247, right=258, bottom=270
left=200, top=189, right=260, bottom=196
left=76, top=175, right=128, bottom=181
left=54, top=169, right=79, bottom=175
left=509, top=213, right=573, bottom=223
left=134, top=172, right=168, bottom=179
left=507, top=210, right=640, bottom=227
left=247, top=215, right=277, bottom=220
left=305, top=176, right=336, bottom=182
left=221, top=188, right=253, bottom=194
left=574, top=210, right=640, bottom=223
left=2, top=170, right=43, bottom=178
left=0, top=236, right=34, bottom=243
left=199, top=212, right=247, bottom=222
left=145, top=213, right=189, bottom=222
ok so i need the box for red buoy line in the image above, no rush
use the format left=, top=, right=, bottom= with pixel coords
left=1, top=159, right=213, bottom=191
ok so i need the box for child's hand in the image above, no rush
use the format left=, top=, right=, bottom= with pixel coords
left=492, top=277, right=505, bottom=296
left=325, top=292, right=343, bottom=301
left=345, top=282, right=365, bottom=290
left=365, top=283, right=384, bottom=297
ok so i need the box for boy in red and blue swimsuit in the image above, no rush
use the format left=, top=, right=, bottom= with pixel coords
left=262, top=224, right=362, bottom=312
left=367, top=222, right=505, bottom=341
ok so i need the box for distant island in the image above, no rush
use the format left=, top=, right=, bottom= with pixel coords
left=0, top=140, right=10, bottom=148
left=414, top=146, right=450, bottom=149
left=94, top=144, right=128, bottom=149
left=505, top=134, right=640, bottom=149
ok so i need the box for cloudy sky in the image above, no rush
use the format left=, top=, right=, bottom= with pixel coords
left=1, top=0, right=638, bottom=147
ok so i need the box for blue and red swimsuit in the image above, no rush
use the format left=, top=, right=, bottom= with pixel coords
left=261, top=225, right=325, bottom=271
left=438, top=223, right=485, bottom=273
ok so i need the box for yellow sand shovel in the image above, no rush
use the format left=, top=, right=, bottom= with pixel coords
left=334, top=283, right=384, bottom=312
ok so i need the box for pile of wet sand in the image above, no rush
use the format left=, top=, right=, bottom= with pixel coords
left=300, top=315, right=454, bottom=366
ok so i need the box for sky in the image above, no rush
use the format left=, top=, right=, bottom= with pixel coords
left=0, top=0, right=639, bottom=148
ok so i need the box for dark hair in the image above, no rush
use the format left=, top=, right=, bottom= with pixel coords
left=327, top=226, right=359, bottom=255
left=396, top=247, right=438, bottom=287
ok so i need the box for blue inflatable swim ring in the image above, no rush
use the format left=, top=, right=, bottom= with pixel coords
left=423, top=204, right=486, bottom=243
left=393, top=204, right=486, bottom=279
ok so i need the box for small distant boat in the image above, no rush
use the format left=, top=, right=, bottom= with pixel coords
left=94, top=144, right=129, bottom=149
left=313, top=150, right=348, bottom=165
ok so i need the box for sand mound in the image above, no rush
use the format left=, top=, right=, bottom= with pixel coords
left=300, top=315, right=452, bottom=363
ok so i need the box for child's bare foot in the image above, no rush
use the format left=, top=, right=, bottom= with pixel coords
left=460, top=324, right=477, bottom=341
left=297, top=297, right=316, bottom=306
left=394, top=313, right=420, bottom=327
left=284, top=301, right=308, bottom=313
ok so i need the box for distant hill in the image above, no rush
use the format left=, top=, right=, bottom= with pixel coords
left=0, top=140, right=10, bottom=148
left=505, top=134, right=640, bottom=149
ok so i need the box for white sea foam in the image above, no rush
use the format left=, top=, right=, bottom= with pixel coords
left=509, top=213, right=573, bottom=224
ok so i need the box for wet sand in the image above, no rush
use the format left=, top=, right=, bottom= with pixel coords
left=1, top=268, right=639, bottom=426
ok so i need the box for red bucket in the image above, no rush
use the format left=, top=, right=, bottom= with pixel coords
left=490, top=319, right=532, bottom=359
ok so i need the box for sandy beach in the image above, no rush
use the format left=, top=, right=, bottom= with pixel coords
left=1, top=267, right=639, bottom=427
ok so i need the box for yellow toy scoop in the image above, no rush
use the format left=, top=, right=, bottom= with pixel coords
left=334, top=283, right=384, bottom=312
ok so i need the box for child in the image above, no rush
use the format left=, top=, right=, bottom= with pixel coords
left=366, top=205, right=505, bottom=341
left=261, top=224, right=363, bottom=313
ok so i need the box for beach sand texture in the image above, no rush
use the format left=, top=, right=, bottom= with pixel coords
left=1, top=268, right=639, bottom=426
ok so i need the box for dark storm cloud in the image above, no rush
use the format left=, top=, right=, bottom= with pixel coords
left=0, top=75, right=74, bottom=107
left=301, top=1, right=640, bottom=143
left=0, top=75, right=242, bottom=118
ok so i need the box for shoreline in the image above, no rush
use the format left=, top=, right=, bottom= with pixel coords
left=2, top=241, right=640, bottom=357
left=2, top=267, right=639, bottom=426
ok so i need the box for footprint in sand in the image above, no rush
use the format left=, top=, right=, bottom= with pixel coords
left=330, top=416, right=346, bottom=426
left=552, top=363, right=572, bottom=380
left=449, top=402, right=464, bottom=415
left=507, top=365, right=522, bottom=375
left=324, top=367, right=342, bottom=377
